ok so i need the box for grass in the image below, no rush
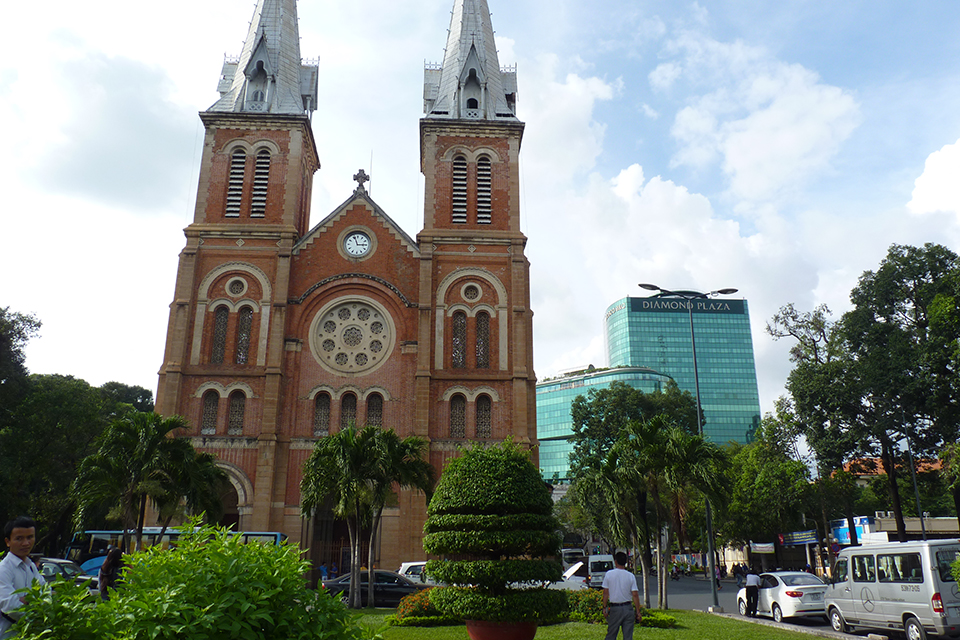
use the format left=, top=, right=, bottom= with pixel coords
left=354, top=609, right=821, bottom=640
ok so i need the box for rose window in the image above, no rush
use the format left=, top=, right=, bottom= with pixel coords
left=311, top=300, right=395, bottom=374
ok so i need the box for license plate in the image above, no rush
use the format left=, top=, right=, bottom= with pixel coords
left=808, top=593, right=822, bottom=601
left=949, top=606, right=960, bottom=618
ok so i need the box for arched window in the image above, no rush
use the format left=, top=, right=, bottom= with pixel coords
left=476, top=155, right=491, bottom=224
left=235, top=307, right=253, bottom=364
left=201, top=391, right=219, bottom=435
left=366, top=393, right=383, bottom=427
left=476, top=395, right=492, bottom=439
left=251, top=150, right=270, bottom=217
left=476, top=311, right=490, bottom=369
left=467, top=98, right=479, bottom=109
left=226, top=149, right=246, bottom=217
left=313, top=392, right=331, bottom=437
left=452, top=311, right=467, bottom=368
left=211, top=306, right=229, bottom=364
left=340, top=393, right=357, bottom=430
left=450, top=394, right=466, bottom=438
left=228, top=391, right=245, bottom=435
left=452, top=155, right=467, bottom=224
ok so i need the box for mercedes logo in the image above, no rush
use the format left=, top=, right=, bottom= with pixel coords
left=952, top=583, right=959, bottom=599
left=860, top=587, right=875, bottom=612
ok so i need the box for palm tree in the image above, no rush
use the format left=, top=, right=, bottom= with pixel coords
left=301, top=425, right=378, bottom=608
left=364, top=429, right=434, bottom=606
left=615, top=415, right=728, bottom=609
left=154, top=450, right=230, bottom=537
left=72, top=413, right=225, bottom=550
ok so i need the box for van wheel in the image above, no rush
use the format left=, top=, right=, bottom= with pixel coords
left=829, top=608, right=846, bottom=633
left=772, top=604, right=783, bottom=624
left=905, top=616, right=927, bottom=640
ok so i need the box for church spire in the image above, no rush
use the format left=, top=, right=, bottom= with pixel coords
left=209, top=0, right=318, bottom=116
left=423, top=0, right=517, bottom=120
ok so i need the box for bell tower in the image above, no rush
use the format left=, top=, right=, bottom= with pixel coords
left=156, top=0, right=319, bottom=531
left=417, top=0, right=537, bottom=467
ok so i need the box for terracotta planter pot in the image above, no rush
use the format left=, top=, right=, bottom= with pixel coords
left=465, top=620, right=537, bottom=640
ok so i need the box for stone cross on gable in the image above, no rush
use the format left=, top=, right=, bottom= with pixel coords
left=353, top=169, right=369, bottom=193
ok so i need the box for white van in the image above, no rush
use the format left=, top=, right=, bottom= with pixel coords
left=824, top=540, right=960, bottom=639
left=586, top=554, right=615, bottom=589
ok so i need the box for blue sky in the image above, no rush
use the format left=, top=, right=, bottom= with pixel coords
left=4, top=0, right=960, bottom=417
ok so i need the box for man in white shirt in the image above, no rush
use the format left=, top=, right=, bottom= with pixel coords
left=601, top=552, right=642, bottom=640
left=0, top=517, right=45, bottom=639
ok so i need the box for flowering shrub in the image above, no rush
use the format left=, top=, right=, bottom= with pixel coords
left=388, top=587, right=460, bottom=627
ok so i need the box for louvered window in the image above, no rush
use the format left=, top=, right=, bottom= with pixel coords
left=228, top=391, right=245, bottom=435
left=476, top=395, right=492, bottom=439
left=201, top=391, right=219, bottom=435
left=452, top=311, right=467, bottom=368
left=251, top=150, right=270, bottom=217
left=476, top=311, right=490, bottom=369
left=450, top=395, right=466, bottom=438
left=313, top=393, right=330, bottom=437
left=452, top=156, right=467, bottom=224
left=340, top=393, right=357, bottom=430
left=211, top=306, right=229, bottom=364
left=476, top=156, right=491, bottom=224
left=235, top=307, right=253, bottom=364
left=366, top=393, right=383, bottom=427
left=226, top=150, right=245, bottom=217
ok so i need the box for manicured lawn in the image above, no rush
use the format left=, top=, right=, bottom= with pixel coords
left=355, top=609, right=819, bottom=640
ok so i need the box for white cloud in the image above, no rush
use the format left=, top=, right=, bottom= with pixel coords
left=664, top=33, right=861, bottom=203
left=908, top=138, right=960, bottom=216
left=649, top=62, right=682, bottom=91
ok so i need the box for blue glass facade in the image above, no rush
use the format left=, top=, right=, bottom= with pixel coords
left=536, top=367, right=674, bottom=481
left=605, top=295, right=760, bottom=445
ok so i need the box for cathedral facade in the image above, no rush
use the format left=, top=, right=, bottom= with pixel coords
left=155, top=0, right=536, bottom=571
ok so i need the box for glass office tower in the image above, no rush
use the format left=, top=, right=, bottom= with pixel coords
left=605, top=295, right=761, bottom=445
left=536, top=366, right=674, bottom=481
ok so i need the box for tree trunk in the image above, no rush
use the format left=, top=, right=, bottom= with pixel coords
left=136, top=494, right=148, bottom=551
left=845, top=511, right=859, bottom=546
left=346, top=514, right=360, bottom=608
left=952, top=483, right=960, bottom=536
left=367, top=506, right=382, bottom=608
left=880, top=436, right=907, bottom=542
left=660, top=524, right=673, bottom=610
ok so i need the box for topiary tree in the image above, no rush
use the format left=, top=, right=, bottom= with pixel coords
left=422, top=441, right=567, bottom=625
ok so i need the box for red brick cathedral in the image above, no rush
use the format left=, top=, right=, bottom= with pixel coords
left=156, top=0, right=536, bottom=570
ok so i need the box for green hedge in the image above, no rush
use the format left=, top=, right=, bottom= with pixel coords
left=564, top=588, right=676, bottom=627
left=431, top=586, right=568, bottom=623
left=425, top=559, right=562, bottom=589
left=424, top=513, right=558, bottom=534
left=422, top=529, right=561, bottom=558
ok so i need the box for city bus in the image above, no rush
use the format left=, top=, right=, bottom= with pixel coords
left=64, top=528, right=288, bottom=573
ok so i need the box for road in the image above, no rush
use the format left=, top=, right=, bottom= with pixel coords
left=634, top=574, right=848, bottom=636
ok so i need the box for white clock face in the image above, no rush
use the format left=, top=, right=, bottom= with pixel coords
left=344, top=231, right=371, bottom=257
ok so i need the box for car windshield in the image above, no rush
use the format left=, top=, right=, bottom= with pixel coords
left=782, top=574, right=824, bottom=586
left=936, top=548, right=959, bottom=582
left=59, top=563, right=83, bottom=578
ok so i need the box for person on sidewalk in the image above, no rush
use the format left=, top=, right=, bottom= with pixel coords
left=745, top=566, right=761, bottom=617
left=602, top=552, right=642, bottom=640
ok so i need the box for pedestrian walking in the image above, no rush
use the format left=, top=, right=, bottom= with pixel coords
left=602, top=552, right=642, bottom=640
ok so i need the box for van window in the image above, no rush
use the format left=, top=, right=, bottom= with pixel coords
left=852, top=555, right=875, bottom=582
left=936, top=549, right=959, bottom=582
left=835, top=558, right=848, bottom=582
left=877, top=553, right=922, bottom=583
left=591, top=560, right=613, bottom=572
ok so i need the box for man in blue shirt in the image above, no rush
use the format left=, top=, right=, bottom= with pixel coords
left=0, top=517, right=45, bottom=638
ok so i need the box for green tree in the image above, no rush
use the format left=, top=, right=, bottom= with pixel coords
left=100, top=381, right=155, bottom=413
left=363, top=428, right=434, bottom=607
left=718, top=415, right=810, bottom=560
left=941, top=442, right=960, bottom=532
left=0, top=374, right=115, bottom=553
left=301, top=425, right=375, bottom=608
left=72, top=413, right=224, bottom=551
left=769, top=244, right=960, bottom=542
left=614, top=416, right=728, bottom=609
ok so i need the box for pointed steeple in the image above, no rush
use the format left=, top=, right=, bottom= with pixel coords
left=424, top=0, right=517, bottom=120
left=209, top=0, right=318, bottom=116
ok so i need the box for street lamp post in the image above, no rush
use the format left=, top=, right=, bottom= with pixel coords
left=639, top=283, right=738, bottom=611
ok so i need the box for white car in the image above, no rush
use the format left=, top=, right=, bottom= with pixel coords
left=398, top=561, right=434, bottom=584
left=737, top=571, right=827, bottom=623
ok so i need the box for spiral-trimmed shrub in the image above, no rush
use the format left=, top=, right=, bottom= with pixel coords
left=422, top=441, right=567, bottom=623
